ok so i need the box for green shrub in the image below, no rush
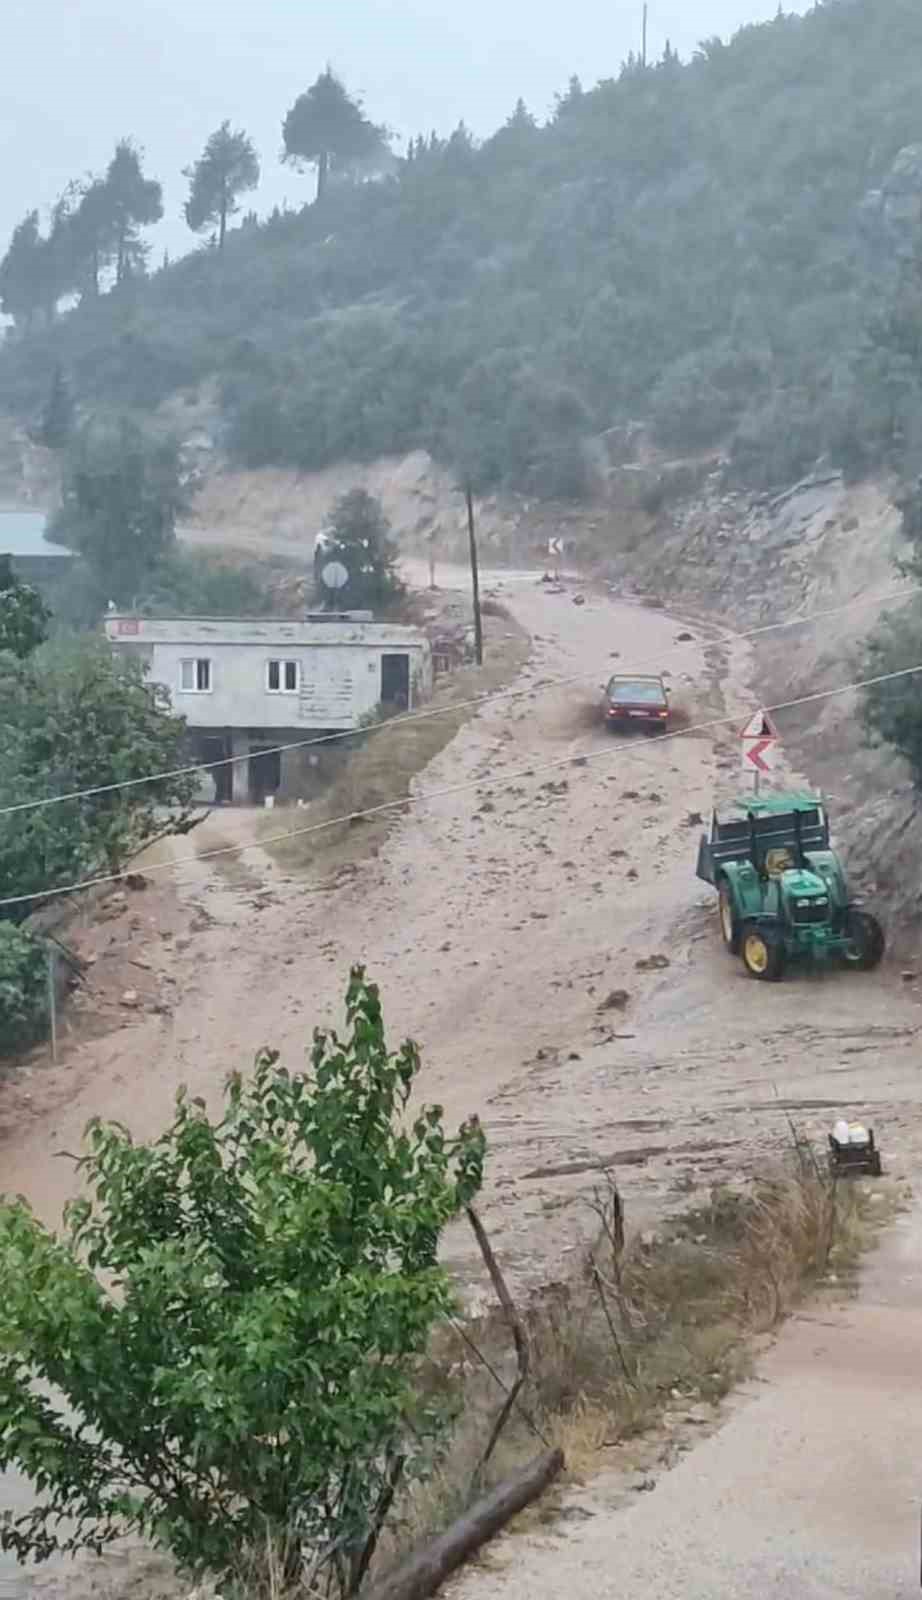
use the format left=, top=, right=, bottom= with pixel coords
left=0, top=925, right=47, bottom=1055
left=859, top=601, right=922, bottom=784
left=0, top=970, right=485, bottom=1593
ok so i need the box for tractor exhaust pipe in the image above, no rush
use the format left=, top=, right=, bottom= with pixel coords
left=793, top=806, right=805, bottom=867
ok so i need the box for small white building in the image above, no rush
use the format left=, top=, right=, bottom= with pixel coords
left=104, top=612, right=433, bottom=804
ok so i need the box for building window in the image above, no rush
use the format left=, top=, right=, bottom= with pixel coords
left=267, top=659, right=299, bottom=693
left=180, top=658, right=212, bottom=693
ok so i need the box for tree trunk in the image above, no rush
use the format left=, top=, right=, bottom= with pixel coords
left=362, top=1449, right=564, bottom=1600
left=219, top=186, right=227, bottom=250
left=317, top=148, right=329, bottom=203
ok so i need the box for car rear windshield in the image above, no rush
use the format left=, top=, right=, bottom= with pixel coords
left=607, top=679, right=665, bottom=703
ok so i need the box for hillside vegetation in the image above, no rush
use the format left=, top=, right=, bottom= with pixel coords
left=3, top=0, right=922, bottom=502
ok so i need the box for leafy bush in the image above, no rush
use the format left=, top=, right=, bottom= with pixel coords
left=0, top=636, right=197, bottom=915
left=0, top=970, right=485, bottom=1593
left=0, top=558, right=49, bottom=659
left=0, top=925, right=47, bottom=1055
left=860, top=609, right=922, bottom=783
left=860, top=478, right=922, bottom=781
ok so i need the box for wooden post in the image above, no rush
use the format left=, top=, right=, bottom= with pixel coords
left=465, top=483, right=484, bottom=667
left=467, top=1206, right=531, bottom=1473
left=362, top=1449, right=565, bottom=1600
left=46, top=945, right=57, bottom=1064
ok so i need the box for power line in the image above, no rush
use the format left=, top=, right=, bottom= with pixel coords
left=1, top=580, right=918, bottom=820
left=2, top=657, right=919, bottom=911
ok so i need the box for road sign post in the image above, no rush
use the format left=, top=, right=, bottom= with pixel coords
left=740, top=709, right=780, bottom=795
left=548, top=536, right=563, bottom=581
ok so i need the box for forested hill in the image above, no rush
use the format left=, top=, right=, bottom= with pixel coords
left=4, top=0, right=922, bottom=500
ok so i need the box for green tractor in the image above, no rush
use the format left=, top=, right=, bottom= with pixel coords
left=696, top=792, right=885, bottom=982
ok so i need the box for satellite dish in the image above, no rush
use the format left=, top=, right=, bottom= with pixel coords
left=321, top=560, right=349, bottom=591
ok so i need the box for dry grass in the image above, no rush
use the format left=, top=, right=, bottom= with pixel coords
left=370, top=1157, right=900, bottom=1586
left=260, top=613, right=530, bottom=878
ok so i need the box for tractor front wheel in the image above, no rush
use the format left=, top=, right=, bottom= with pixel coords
left=741, top=924, right=785, bottom=982
left=842, top=909, right=886, bottom=972
left=718, top=882, right=740, bottom=954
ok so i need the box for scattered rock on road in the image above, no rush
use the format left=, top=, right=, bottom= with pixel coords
left=598, top=989, right=631, bottom=1012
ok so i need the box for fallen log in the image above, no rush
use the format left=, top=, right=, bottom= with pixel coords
left=362, top=1447, right=564, bottom=1600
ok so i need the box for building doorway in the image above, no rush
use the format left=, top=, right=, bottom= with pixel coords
left=381, top=653, right=410, bottom=710
left=249, top=745, right=282, bottom=804
left=198, top=735, right=232, bottom=804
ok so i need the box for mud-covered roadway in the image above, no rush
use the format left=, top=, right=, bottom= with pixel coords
left=2, top=564, right=921, bottom=1310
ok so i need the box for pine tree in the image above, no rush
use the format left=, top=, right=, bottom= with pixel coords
left=184, top=123, right=260, bottom=249
left=282, top=70, right=389, bottom=202
left=103, top=141, right=163, bottom=284
left=38, top=365, right=74, bottom=449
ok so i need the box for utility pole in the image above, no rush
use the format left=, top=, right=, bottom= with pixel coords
left=642, top=2, right=648, bottom=67
left=427, top=527, right=438, bottom=590
left=465, top=483, right=484, bottom=666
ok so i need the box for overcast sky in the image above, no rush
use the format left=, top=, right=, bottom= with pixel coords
left=4, top=0, right=808, bottom=259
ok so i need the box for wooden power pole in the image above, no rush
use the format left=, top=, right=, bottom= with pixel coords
left=465, top=483, right=484, bottom=666
left=642, top=2, right=648, bottom=67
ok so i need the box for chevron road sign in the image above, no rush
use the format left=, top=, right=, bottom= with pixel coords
left=741, top=708, right=780, bottom=790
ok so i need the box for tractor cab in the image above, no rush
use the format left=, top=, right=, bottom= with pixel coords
left=696, top=793, right=884, bottom=981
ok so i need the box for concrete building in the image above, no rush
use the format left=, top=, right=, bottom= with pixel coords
left=104, top=612, right=433, bottom=804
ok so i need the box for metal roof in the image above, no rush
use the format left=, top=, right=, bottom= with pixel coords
left=0, top=510, right=71, bottom=558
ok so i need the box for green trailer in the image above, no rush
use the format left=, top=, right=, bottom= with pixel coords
left=696, top=791, right=885, bottom=982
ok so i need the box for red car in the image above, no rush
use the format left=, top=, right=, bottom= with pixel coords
left=601, top=673, right=670, bottom=733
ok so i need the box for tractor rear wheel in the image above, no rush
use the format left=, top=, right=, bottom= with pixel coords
left=842, top=909, right=886, bottom=972
left=718, top=882, right=740, bottom=954
left=741, top=924, right=785, bottom=982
